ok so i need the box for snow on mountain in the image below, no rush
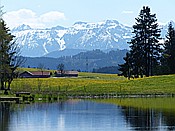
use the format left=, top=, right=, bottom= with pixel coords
left=64, top=20, right=133, bottom=51
left=12, top=24, right=32, bottom=32
left=12, top=20, right=133, bottom=57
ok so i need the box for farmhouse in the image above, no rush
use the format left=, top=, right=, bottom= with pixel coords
left=19, top=71, right=51, bottom=78
left=55, top=70, right=78, bottom=77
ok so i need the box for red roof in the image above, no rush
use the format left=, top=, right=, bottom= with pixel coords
left=19, top=71, right=51, bottom=78
left=30, top=71, right=50, bottom=76
left=56, top=70, right=78, bottom=75
left=20, top=71, right=50, bottom=76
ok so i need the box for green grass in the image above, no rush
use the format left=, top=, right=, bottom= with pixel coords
left=7, top=72, right=175, bottom=96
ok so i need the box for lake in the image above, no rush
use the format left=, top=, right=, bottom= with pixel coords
left=1, top=98, right=175, bottom=131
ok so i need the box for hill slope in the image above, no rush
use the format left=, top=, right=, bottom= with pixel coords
left=22, top=49, right=128, bottom=72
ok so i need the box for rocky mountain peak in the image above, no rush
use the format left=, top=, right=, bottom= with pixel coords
left=12, top=24, right=32, bottom=32
left=11, top=20, right=133, bottom=57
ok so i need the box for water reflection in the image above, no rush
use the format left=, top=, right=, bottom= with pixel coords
left=121, top=106, right=175, bottom=130
left=122, top=107, right=160, bottom=130
left=114, top=97, right=175, bottom=131
left=0, top=102, right=12, bottom=131
left=0, top=100, right=129, bottom=131
left=1, top=99, right=175, bottom=131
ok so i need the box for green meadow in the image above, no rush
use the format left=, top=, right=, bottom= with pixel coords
left=9, top=72, right=175, bottom=96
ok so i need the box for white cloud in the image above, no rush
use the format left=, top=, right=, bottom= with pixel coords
left=40, top=11, right=66, bottom=23
left=3, top=9, right=66, bottom=29
left=122, top=10, right=133, bottom=14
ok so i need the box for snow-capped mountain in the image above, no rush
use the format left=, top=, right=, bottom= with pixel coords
left=11, top=20, right=132, bottom=57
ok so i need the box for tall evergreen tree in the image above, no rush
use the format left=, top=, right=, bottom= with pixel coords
left=163, top=22, right=175, bottom=74
left=119, top=6, right=161, bottom=78
left=0, top=16, right=22, bottom=92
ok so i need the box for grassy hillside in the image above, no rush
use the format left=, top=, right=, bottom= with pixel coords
left=9, top=71, right=175, bottom=96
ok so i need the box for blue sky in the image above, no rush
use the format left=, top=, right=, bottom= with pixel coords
left=1, top=0, right=175, bottom=29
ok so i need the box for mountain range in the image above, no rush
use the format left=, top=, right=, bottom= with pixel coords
left=12, top=20, right=133, bottom=57
left=11, top=19, right=175, bottom=58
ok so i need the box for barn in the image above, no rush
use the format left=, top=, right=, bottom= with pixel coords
left=55, top=70, right=78, bottom=77
left=19, top=71, right=51, bottom=78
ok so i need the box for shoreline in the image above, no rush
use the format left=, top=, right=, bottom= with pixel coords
left=1, top=92, right=175, bottom=102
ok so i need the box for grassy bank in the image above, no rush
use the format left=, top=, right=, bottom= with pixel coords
left=7, top=72, right=175, bottom=97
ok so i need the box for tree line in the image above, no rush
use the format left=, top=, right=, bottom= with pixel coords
left=119, top=6, right=175, bottom=79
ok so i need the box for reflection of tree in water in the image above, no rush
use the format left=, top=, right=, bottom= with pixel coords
left=0, top=102, right=12, bottom=131
left=162, top=111, right=175, bottom=130
left=121, top=106, right=175, bottom=130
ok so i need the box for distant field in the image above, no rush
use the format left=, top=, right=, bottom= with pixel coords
left=10, top=71, right=175, bottom=96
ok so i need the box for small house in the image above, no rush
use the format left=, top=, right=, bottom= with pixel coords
left=55, top=70, right=78, bottom=77
left=19, top=71, right=51, bottom=78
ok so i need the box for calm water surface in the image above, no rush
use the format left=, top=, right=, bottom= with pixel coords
left=0, top=99, right=175, bottom=131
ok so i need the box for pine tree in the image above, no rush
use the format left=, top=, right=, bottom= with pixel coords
left=0, top=17, right=22, bottom=92
left=118, top=52, right=133, bottom=79
left=163, top=22, right=175, bottom=74
left=133, top=6, right=161, bottom=77
left=119, top=6, right=161, bottom=78
left=128, top=33, right=144, bottom=78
